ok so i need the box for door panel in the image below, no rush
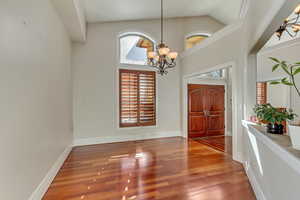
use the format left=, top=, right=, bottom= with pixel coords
left=189, top=89, right=205, bottom=112
left=189, top=115, right=206, bottom=137
left=188, top=84, right=225, bottom=138
left=207, top=115, right=225, bottom=136
left=206, top=86, right=225, bottom=136
left=188, top=85, right=206, bottom=138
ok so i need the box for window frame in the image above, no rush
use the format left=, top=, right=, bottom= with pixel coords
left=119, top=33, right=156, bottom=67
left=185, top=33, right=211, bottom=50
left=119, top=69, right=157, bottom=128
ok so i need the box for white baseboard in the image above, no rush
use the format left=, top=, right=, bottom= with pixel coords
left=73, top=131, right=182, bottom=147
left=28, top=146, right=72, bottom=200
left=243, top=162, right=267, bottom=200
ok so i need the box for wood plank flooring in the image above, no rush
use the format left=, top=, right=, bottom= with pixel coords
left=194, top=136, right=232, bottom=155
left=43, top=137, right=256, bottom=200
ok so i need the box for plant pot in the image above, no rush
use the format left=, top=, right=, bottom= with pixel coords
left=267, top=123, right=284, bottom=134
left=288, top=124, right=300, bottom=150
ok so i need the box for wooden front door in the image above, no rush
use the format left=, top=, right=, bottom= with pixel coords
left=188, top=84, right=225, bottom=138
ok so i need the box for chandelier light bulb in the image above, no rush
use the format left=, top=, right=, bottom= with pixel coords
left=148, top=51, right=156, bottom=59
left=295, top=4, right=300, bottom=14
left=158, top=47, right=170, bottom=56
left=276, top=31, right=282, bottom=38
left=292, top=24, right=300, bottom=32
left=168, top=52, right=178, bottom=60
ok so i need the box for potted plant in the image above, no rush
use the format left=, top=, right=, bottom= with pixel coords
left=253, top=104, right=296, bottom=134
left=270, top=58, right=300, bottom=149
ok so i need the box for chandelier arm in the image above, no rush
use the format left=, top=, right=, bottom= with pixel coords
left=286, top=23, right=297, bottom=27
left=165, top=62, right=176, bottom=69
left=148, top=61, right=154, bottom=66
left=295, top=14, right=300, bottom=23
left=286, top=29, right=295, bottom=37
left=287, top=17, right=299, bottom=23
left=164, top=58, right=175, bottom=65
left=149, top=63, right=160, bottom=71
left=163, top=59, right=170, bottom=65
left=148, top=60, right=159, bottom=68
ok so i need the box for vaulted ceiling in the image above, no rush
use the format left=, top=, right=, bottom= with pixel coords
left=51, top=0, right=245, bottom=42
left=83, top=0, right=244, bottom=25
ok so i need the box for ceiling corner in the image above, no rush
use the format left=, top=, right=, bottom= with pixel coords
left=51, top=0, right=87, bottom=43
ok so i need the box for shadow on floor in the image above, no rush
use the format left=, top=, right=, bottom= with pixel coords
left=193, top=136, right=232, bottom=156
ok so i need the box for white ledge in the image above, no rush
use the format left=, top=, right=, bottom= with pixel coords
left=243, top=120, right=300, bottom=175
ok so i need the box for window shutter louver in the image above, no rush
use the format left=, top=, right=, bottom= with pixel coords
left=119, top=69, right=156, bottom=127
left=139, top=72, right=156, bottom=126
left=256, top=82, right=267, bottom=105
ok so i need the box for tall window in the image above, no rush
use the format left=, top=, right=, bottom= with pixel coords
left=119, top=69, right=156, bottom=128
left=120, top=34, right=155, bottom=65
left=185, top=34, right=210, bottom=50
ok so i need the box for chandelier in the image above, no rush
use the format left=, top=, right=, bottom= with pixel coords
left=276, top=4, right=300, bottom=39
left=147, top=0, right=178, bottom=75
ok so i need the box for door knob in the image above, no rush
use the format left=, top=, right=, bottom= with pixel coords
left=204, top=110, right=209, bottom=116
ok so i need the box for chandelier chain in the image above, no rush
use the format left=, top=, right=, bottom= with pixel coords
left=147, top=0, right=178, bottom=75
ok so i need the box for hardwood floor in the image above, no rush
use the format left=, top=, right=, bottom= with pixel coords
left=43, top=137, right=255, bottom=200
left=194, top=136, right=232, bottom=155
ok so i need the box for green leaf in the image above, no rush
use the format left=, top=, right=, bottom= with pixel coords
left=281, top=63, right=292, bottom=75
left=281, top=78, right=293, bottom=86
left=283, top=82, right=294, bottom=86
left=293, top=67, right=300, bottom=75
left=269, top=57, right=280, bottom=63
left=272, top=64, right=280, bottom=72
left=270, top=81, right=281, bottom=85
left=295, top=62, right=300, bottom=65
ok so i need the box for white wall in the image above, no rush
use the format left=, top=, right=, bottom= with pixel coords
left=0, top=0, right=72, bottom=199
left=72, top=16, right=224, bottom=144
left=267, top=83, right=289, bottom=108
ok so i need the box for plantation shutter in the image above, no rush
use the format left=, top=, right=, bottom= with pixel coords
left=256, top=82, right=267, bottom=105
left=139, top=72, right=156, bottom=126
left=119, top=69, right=156, bottom=127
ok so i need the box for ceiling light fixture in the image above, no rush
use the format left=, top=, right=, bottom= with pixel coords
left=147, top=0, right=178, bottom=75
left=276, top=4, right=300, bottom=40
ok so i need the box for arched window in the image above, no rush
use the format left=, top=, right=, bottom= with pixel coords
left=185, top=34, right=210, bottom=50
left=120, top=33, right=155, bottom=65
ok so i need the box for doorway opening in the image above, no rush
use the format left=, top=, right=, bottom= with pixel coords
left=187, top=67, right=233, bottom=156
